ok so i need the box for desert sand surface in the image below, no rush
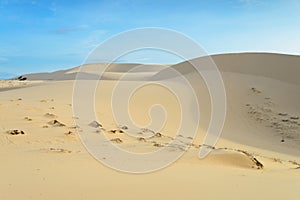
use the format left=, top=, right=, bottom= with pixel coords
left=0, top=53, right=299, bottom=200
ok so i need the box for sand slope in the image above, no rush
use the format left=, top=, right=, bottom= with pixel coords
left=1, top=53, right=300, bottom=200
left=152, top=53, right=300, bottom=156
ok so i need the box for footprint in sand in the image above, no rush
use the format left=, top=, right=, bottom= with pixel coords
left=65, top=131, right=77, bottom=138
left=88, top=121, right=102, bottom=128
left=40, top=99, right=54, bottom=103
left=119, top=125, right=128, bottom=130
left=9, top=98, right=22, bottom=102
left=250, top=87, right=262, bottom=94
left=48, top=120, right=66, bottom=127
left=137, top=137, right=147, bottom=142
left=166, top=143, right=187, bottom=152
left=154, top=132, right=162, bottom=137
left=278, top=112, right=288, bottom=116
left=65, top=131, right=72, bottom=135
left=246, top=97, right=300, bottom=143
left=153, top=143, right=164, bottom=147
left=24, top=117, right=32, bottom=121
left=109, top=130, right=117, bottom=134
left=290, top=116, right=299, bottom=120
left=110, top=138, right=123, bottom=144
left=44, top=113, right=57, bottom=118
left=7, top=130, right=25, bottom=135
left=108, top=129, right=125, bottom=134
left=47, top=148, right=72, bottom=154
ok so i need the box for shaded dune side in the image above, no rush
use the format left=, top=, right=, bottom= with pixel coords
left=151, top=53, right=300, bottom=158
left=152, top=53, right=300, bottom=85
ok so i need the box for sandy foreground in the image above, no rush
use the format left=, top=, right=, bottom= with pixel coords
left=0, top=53, right=299, bottom=200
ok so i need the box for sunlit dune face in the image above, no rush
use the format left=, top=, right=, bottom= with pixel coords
left=128, top=84, right=181, bottom=137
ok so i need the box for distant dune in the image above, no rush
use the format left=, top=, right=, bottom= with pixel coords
left=20, top=63, right=168, bottom=81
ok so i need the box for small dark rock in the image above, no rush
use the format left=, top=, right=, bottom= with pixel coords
left=17, top=76, right=27, bottom=81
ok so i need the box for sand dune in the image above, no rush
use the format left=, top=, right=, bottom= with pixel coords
left=152, top=53, right=300, bottom=157
left=22, top=63, right=168, bottom=81
left=153, top=53, right=300, bottom=83
left=1, top=53, right=300, bottom=200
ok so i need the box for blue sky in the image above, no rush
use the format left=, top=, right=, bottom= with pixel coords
left=0, top=0, right=300, bottom=78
